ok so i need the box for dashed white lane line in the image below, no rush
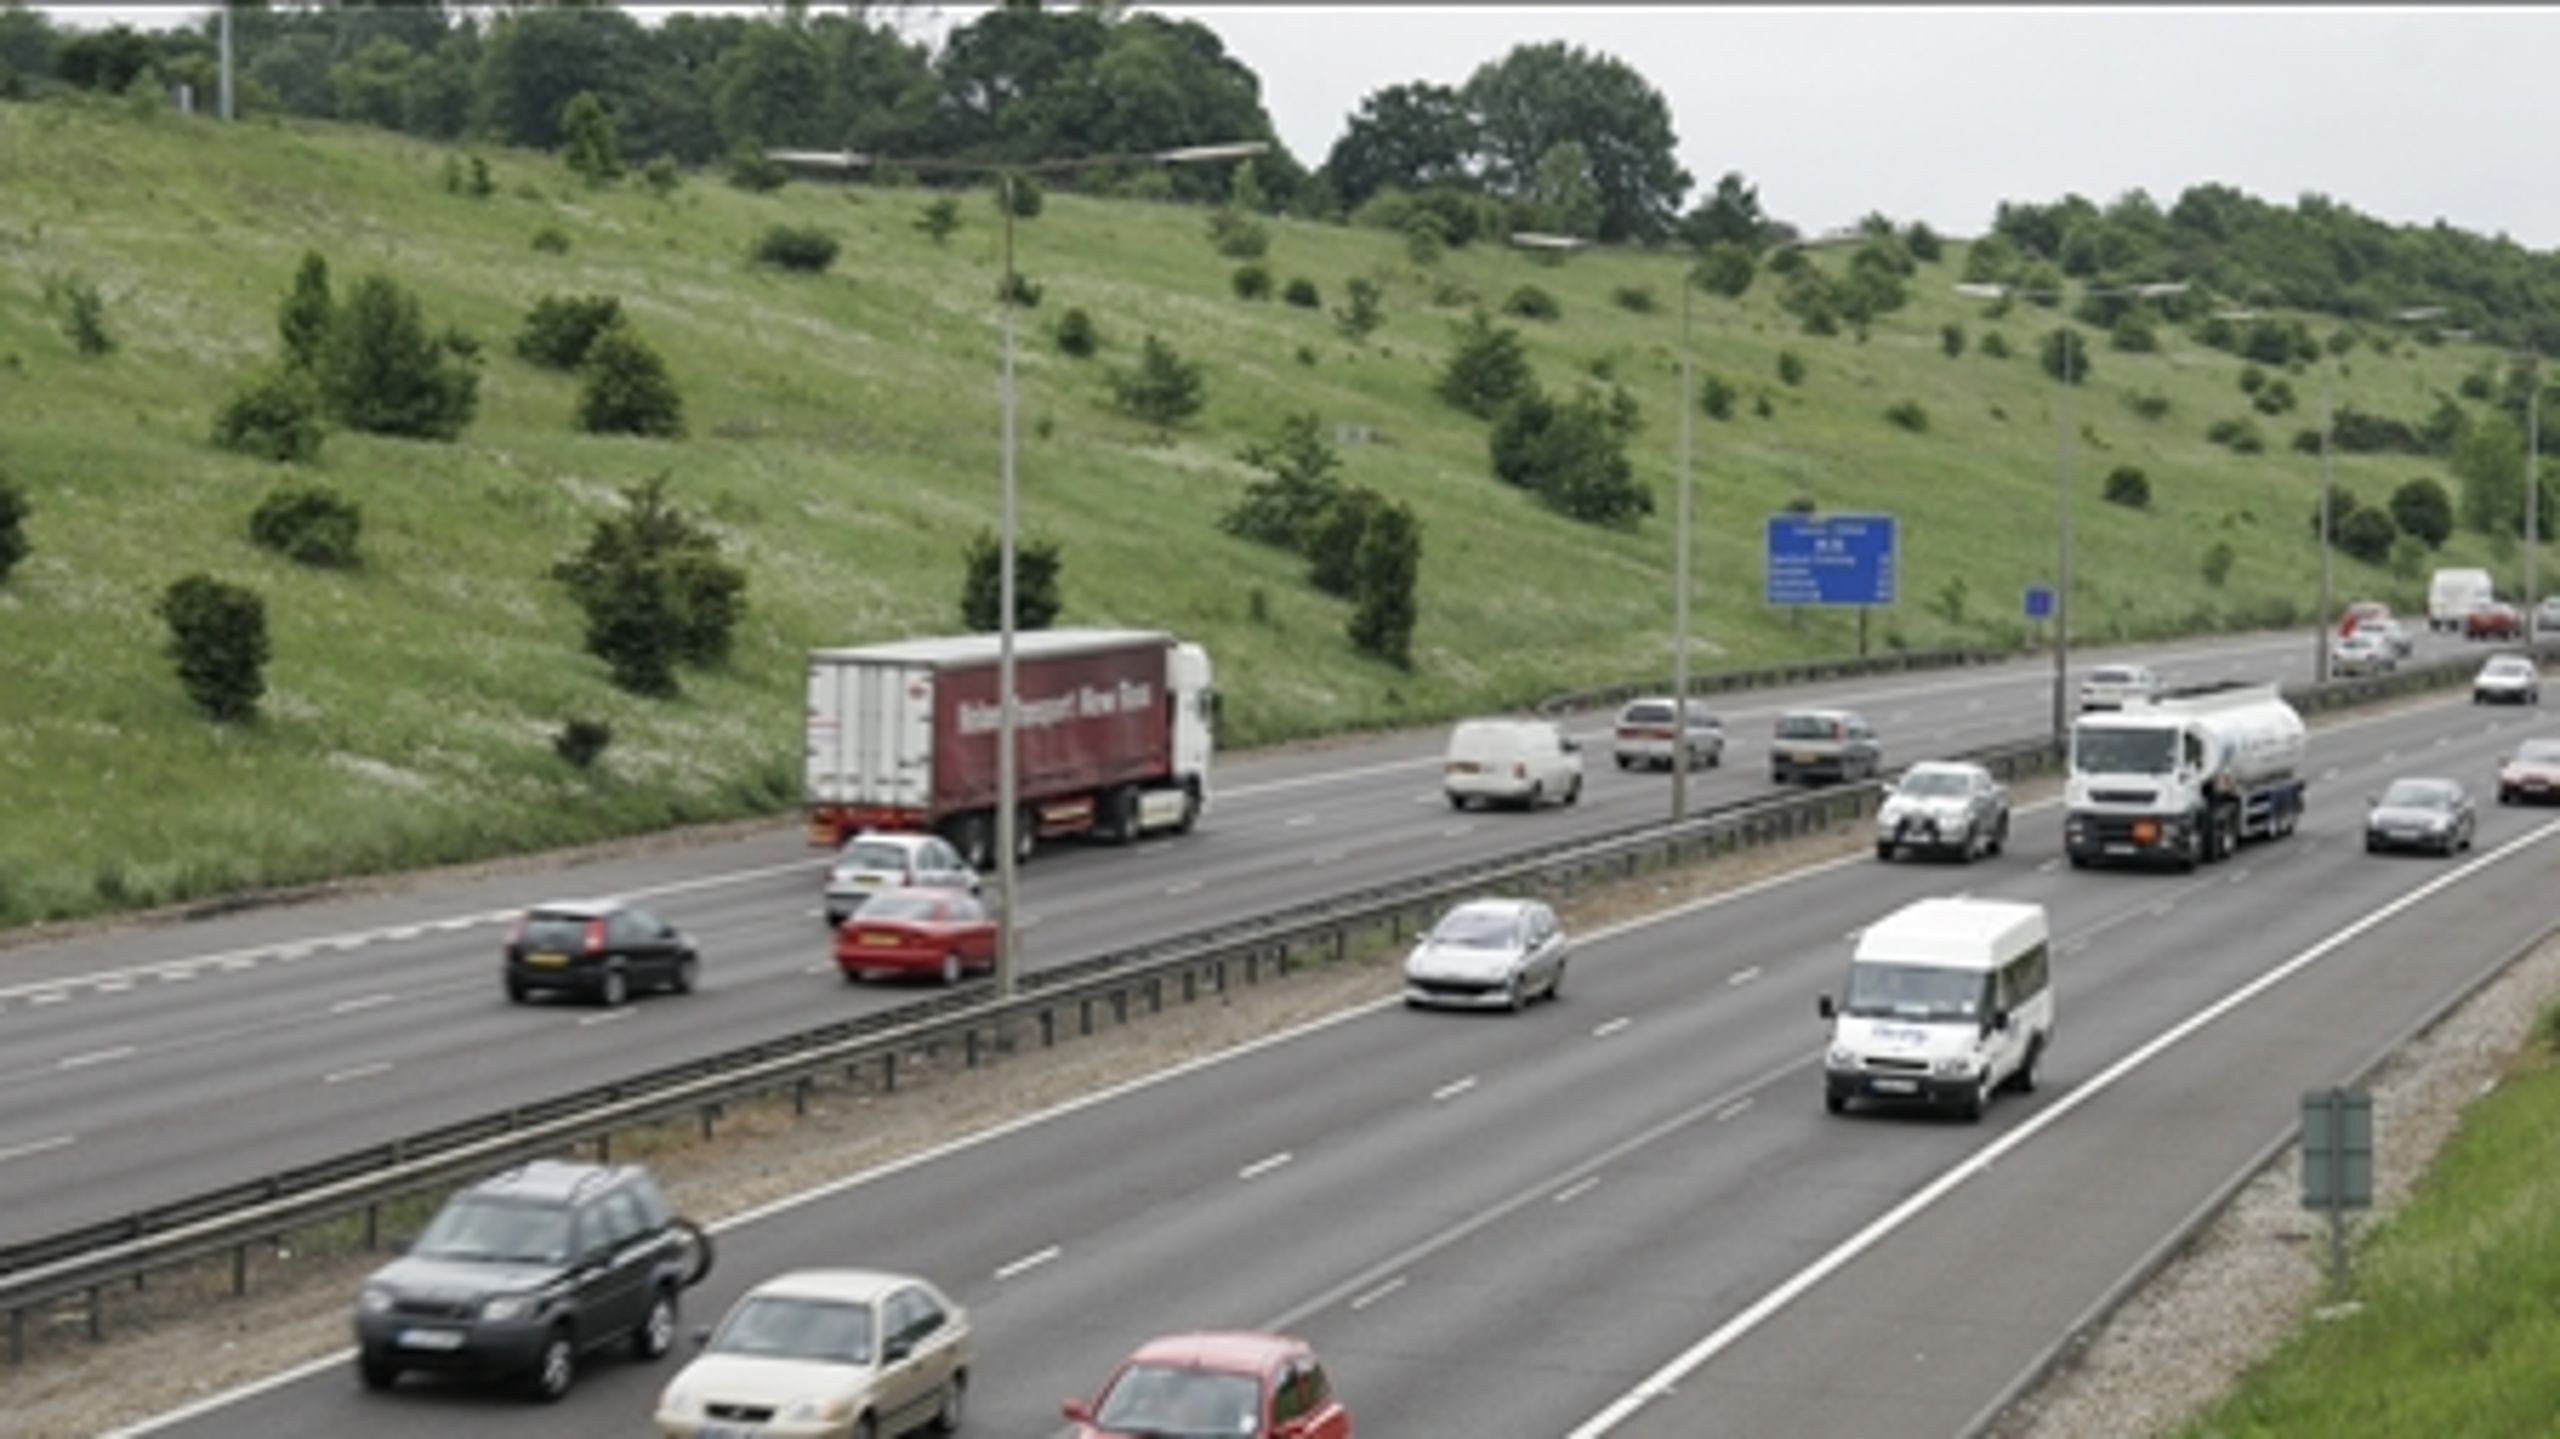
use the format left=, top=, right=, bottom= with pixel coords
left=328, top=993, right=398, bottom=1016
left=1432, top=1076, right=1479, bottom=1102
left=1552, top=1176, right=1602, bottom=1205
left=2147, top=901, right=2174, bottom=917
left=1238, top=1151, right=1294, bottom=1181
left=0, top=1134, right=76, bottom=1165
left=2228, top=869, right=2255, bottom=885
left=1413, top=793, right=1439, bottom=805
left=324, top=1062, right=393, bottom=1085
left=1714, top=1098, right=1755, bottom=1123
left=1165, top=879, right=1203, bottom=896
left=994, top=1245, right=1061, bottom=1282
left=160, top=969, right=197, bottom=983
left=578, top=1009, right=634, bottom=1028
left=29, top=991, right=67, bottom=1006
left=385, top=925, right=423, bottom=941
left=1349, top=1277, right=1407, bottom=1311
left=97, top=979, right=133, bottom=994
left=1284, top=813, right=1316, bottom=827
left=1593, top=1017, right=1632, bottom=1039
left=2324, top=765, right=2342, bottom=780
left=1440, top=824, right=1473, bottom=838
left=329, top=938, right=365, bottom=953
left=1310, top=851, right=1344, bottom=866
left=218, top=957, right=256, bottom=972
left=58, top=1046, right=133, bottom=1070
left=802, top=963, right=830, bottom=975
left=1727, top=967, right=1762, bottom=987
left=2435, top=734, right=2453, bottom=747
left=434, top=917, right=474, bottom=932
left=2037, top=859, right=2062, bottom=873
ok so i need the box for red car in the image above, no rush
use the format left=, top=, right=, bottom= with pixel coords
left=832, top=890, right=996, bottom=985
left=2338, top=600, right=2390, bottom=637
left=2467, top=602, right=2523, bottom=640
left=1065, top=1331, right=1351, bottom=1439
left=2498, top=738, right=2560, bottom=805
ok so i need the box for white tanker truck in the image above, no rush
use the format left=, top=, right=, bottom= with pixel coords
left=2064, top=682, right=2307, bottom=870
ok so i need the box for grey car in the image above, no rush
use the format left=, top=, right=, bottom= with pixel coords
left=2364, top=777, right=2476, bottom=856
left=1771, top=709, right=1882, bottom=784
left=1875, top=761, right=2011, bottom=862
left=1611, top=697, right=1725, bottom=771
left=1403, top=898, right=1568, bottom=1011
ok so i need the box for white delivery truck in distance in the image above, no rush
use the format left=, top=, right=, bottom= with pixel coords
left=2064, top=682, right=2306, bottom=870
left=2429, top=567, right=2495, bottom=632
left=1818, top=897, right=2054, bottom=1121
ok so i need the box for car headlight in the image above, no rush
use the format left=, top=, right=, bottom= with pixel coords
left=783, top=1397, right=856, bottom=1424
left=1932, top=1056, right=1973, bottom=1078
left=1826, top=1046, right=1857, bottom=1071
left=358, top=1286, right=394, bottom=1315
left=481, top=1294, right=536, bottom=1322
left=658, top=1385, right=697, bottom=1419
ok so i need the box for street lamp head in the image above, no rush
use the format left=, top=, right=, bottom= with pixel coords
left=1952, top=282, right=2010, bottom=299
left=2129, top=282, right=2192, bottom=298
left=2393, top=306, right=2449, bottom=322
left=764, top=148, right=871, bottom=172
left=1508, top=231, right=1591, bottom=252
left=1150, top=141, right=1271, bottom=165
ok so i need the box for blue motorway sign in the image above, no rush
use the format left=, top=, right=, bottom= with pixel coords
left=2024, top=584, right=2055, bottom=620
left=1764, top=513, right=1897, bottom=607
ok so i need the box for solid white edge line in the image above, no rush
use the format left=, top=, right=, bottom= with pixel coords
left=1348, top=1276, right=1407, bottom=1310
left=103, top=684, right=2491, bottom=1438
left=1431, top=1076, right=1479, bottom=1102
left=322, top=1063, right=393, bottom=1086
left=1593, top=1017, right=1632, bottom=1038
left=1563, top=815, right=2560, bottom=1438
left=0, top=1133, right=76, bottom=1164
left=1238, top=1151, right=1294, bottom=1181
left=1552, top=1176, right=1602, bottom=1205
left=57, top=1046, right=133, bottom=1070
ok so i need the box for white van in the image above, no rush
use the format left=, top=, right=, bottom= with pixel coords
left=1817, top=897, right=2053, bottom=1120
left=1444, top=718, right=1584, bottom=810
left=2429, top=567, right=2495, bottom=632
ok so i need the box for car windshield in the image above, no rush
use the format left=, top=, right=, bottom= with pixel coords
left=1094, top=1364, right=1263, bottom=1437
left=1776, top=715, right=1840, bottom=739
left=710, top=1296, right=874, bottom=1365
left=2074, top=727, right=2175, bottom=775
left=2380, top=780, right=2455, bottom=810
left=2486, top=659, right=2531, bottom=676
left=1843, top=962, right=1988, bottom=1022
left=411, top=1196, right=572, bottom=1266
left=2088, top=669, right=2136, bottom=686
left=837, top=841, right=912, bottom=871
left=2516, top=740, right=2560, bottom=764
left=1897, top=771, right=1971, bottom=798
left=861, top=892, right=947, bottom=921
left=1429, top=908, right=1521, bottom=949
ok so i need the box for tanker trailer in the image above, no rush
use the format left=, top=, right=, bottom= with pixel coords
left=2064, top=682, right=2307, bottom=870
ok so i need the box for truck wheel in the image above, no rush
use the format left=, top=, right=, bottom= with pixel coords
left=1100, top=785, right=1139, bottom=844
left=1014, top=808, right=1037, bottom=863
left=1172, top=787, right=1202, bottom=835
left=950, top=814, right=994, bottom=872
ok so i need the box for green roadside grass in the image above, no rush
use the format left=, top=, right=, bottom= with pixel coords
left=0, top=94, right=2528, bottom=928
left=2180, top=1005, right=2560, bottom=1438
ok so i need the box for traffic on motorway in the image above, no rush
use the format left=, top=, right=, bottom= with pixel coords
left=63, top=599, right=2560, bottom=1439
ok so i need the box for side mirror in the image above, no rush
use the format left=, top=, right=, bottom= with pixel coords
left=1816, top=994, right=1836, bottom=1021
left=387, top=1236, right=412, bottom=1255
left=1987, top=1009, right=2012, bottom=1035
left=1881, top=782, right=1898, bottom=797
left=883, top=1335, right=913, bottom=1363
left=1562, top=736, right=1583, bottom=753
left=1062, top=1398, right=1096, bottom=1423
left=691, top=1326, right=713, bottom=1350
left=2365, top=795, right=2378, bottom=807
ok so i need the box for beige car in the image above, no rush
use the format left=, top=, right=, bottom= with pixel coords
left=656, top=1269, right=970, bottom=1439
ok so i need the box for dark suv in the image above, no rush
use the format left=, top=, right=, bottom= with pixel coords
left=354, top=1160, right=711, bottom=1401
left=504, top=899, right=698, bottom=1006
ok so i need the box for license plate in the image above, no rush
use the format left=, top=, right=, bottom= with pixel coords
left=1869, top=1078, right=1918, bottom=1095
left=1449, top=761, right=1479, bottom=774
left=397, top=1327, right=464, bottom=1351
left=860, top=932, right=899, bottom=946
left=703, top=1428, right=759, bottom=1439
left=524, top=951, right=567, bottom=968
left=2106, top=844, right=2136, bottom=855
left=1793, top=751, right=1817, bottom=764
left=851, top=875, right=880, bottom=887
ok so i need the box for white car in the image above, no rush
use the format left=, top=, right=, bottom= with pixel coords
left=655, top=1270, right=971, bottom=1439
left=2328, top=631, right=2393, bottom=678
left=2076, top=664, right=2161, bottom=711
left=1443, top=718, right=1584, bottom=810
left=2351, top=616, right=2413, bottom=659
left=1875, top=761, right=2011, bottom=863
left=824, top=831, right=978, bottom=927
left=2474, top=654, right=2542, bottom=705
left=1403, top=898, right=1568, bottom=1011
left=1611, top=697, right=1725, bottom=771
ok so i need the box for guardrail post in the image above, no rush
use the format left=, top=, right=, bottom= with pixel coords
left=699, top=1104, right=718, bottom=1140
left=883, top=1053, right=898, bottom=1093
left=1182, top=968, right=1197, bottom=1005
left=1080, top=997, right=1094, bottom=1036
left=231, top=1243, right=247, bottom=1297
left=1113, top=989, right=1129, bottom=1025
left=965, top=1029, right=980, bottom=1069
left=88, top=1286, right=102, bottom=1340
left=596, top=1132, right=612, bottom=1164
left=9, top=1306, right=20, bottom=1364
left=364, top=1204, right=379, bottom=1251
left=1332, top=928, right=1347, bottom=964
left=1147, top=977, right=1163, bottom=1014
left=1215, top=959, right=1227, bottom=994
left=1040, top=1008, right=1055, bottom=1047
left=1245, top=951, right=1259, bottom=985
left=793, top=1077, right=811, bottom=1116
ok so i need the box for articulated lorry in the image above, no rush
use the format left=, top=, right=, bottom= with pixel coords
left=805, top=629, right=1214, bottom=868
left=2064, top=682, right=2307, bottom=870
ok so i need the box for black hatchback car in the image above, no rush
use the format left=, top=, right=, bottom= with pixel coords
left=354, top=1160, right=711, bottom=1400
left=504, top=899, right=697, bottom=1006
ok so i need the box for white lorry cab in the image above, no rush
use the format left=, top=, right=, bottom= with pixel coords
left=1819, top=898, right=2054, bottom=1121
left=2429, top=567, right=2495, bottom=632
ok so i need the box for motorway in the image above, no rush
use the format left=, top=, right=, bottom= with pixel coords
left=0, top=631, right=2389, bottom=1246
left=122, top=652, right=2560, bottom=1437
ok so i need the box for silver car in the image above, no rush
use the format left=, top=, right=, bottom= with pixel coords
left=2538, top=597, right=2560, bottom=634
left=2076, top=663, right=2161, bottom=711
left=2474, top=654, right=2542, bottom=705
left=2364, top=777, right=2475, bottom=856
left=1770, top=709, right=1882, bottom=784
left=824, top=832, right=979, bottom=927
left=1611, top=697, right=1725, bottom=771
left=1875, top=761, right=2011, bottom=862
left=2328, top=632, right=2393, bottom=678
left=1403, top=898, right=1567, bottom=1011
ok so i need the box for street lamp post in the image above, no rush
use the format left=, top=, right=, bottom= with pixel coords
left=772, top=140, right=1267, bottom=996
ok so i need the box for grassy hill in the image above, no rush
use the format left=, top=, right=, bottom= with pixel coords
left=0, top=95, right=2525, bottom=928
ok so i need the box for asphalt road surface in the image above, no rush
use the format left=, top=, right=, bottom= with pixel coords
left=123, top=671, right=2559, bottom=1438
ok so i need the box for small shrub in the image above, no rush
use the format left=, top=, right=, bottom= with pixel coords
left=465, top=154, right=494, bottom=197
left=960, top=529, right=1062, bottom=631
left=997, top=176, right=1043, bottom=219
left=531, top=226, right=570, bottom=254
left=1700, top=375, right=1736, bottom=421
left=2460, top=370, right=2494, bottom=401
left=2390, top=477, right=2454, bottom=548
left=1885, top=399, right=1929, bottom=432
left=2201, top=540, right=2235, bottom=587
left=725, top=148, right=788, bottom=192
left=1436, top=310, right=1533, bottom=420
left=2110, top=313, right=2157, bottom=352
left=2103, top=465, right=2152, bottom=509
left=0, top=476, right=29, bottom=586
left=555, top=718, right=613, bottom=770
left=558, top=90, right=622, bottom=184
left=1055, top=307, right=1099, bottom=358
left=1283, top=277, right=1321, bottom=309
left=2207, top=416, right=2265, bottom=454
left=641, top=154, right=682, bottom=199
left=2238, top=364, right=2267, bottom=394
left=1110, top=334, right=1205, bottom=433
left=1752, top=392, right=1774, bottom=419
left=1231, top=263, right=1273, bottom=301
left=277, top=251, right=333, bottom=373
left=248, top=483, right=361, bottom=566
left=2040, top=327, right=2092, bottom=384
left=157, top=574, right=269, bottom=723
left=1335, top=277, right=1383, bottom=339
left=1613, top=285, right=1657, bottom=314
left=916, top=196, right=960, bottom=245
left=2252, top=378, right=2298, bottom=415
left=212, top=365, right=326, bottom=463
left=1776, top=350, right=1807, bottom=386
left=2337, top=505, right=2398, bottom=563
left=320, top=272, right=479, bottom=441
left=1207, top=208, right=1270, bottom=259
left=1295, top=345, right=1317, bottom=367
left=2125, top=390, right=2171, bottom=421
left=754, top=225, right=839, bottom=273
left=551, top=475, right=748, bottom=696
left=1502, top=284, right=1561, bottom=321
left=576, top=325, right=686, bottom=438
left=514, top=294, right=623, bottom=370
left=998, top=272, right=1042, bottom=308
left=1428, top=277, right=1475, bottom=309
left=57, top=276, right=112, bottom=356
left=1940, top=322, right=1965, bottom=358
left=1980, top=331, right=2011, bottom=359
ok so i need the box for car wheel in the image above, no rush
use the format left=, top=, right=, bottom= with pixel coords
left=931, top=1372, right=968, bottom=1434
left=1824, top=1090, right=1847, bottom=1115
left=842, top=967, right=865, bottom=985
left=1992, top=815, right=2010, bottom=855
left=1447, top=791, right=1467, bottom=810
left=952, top=813, right=995, bottom=872
left=356, top=1348, right=400, bottom=1391
left=505, top=976, right=529, bottom=1004
left=1506, top=976, right=1527, bottom=1013
left=1707, top=748, right=1722, bottom=769
left=1014, top=808, right=1037, bottom=863
left=2365, top=834, right=2381, bottom=853
left=526, top=1327, right=576, bottom=1403
left=667, top=953, right=697, bottom=996
left=599, top=967, right=629, bottom=1008
left=1564, top=775, right=1583, bottom=806
left=1959, top=1073, right=1991, bottom=1123
left=1527, top=781, right=1545, bottom=811
left=939, top=951, right=963, bottom=986
left=2011, top=1037, right=2043, bottom=1095
left=1547, top=960, right=1566, bottom=1001
left=1875, top=841, right=1895, bottom=863
left=632, top=1286, right=678, bottom=1361
left=853, top=1415, right=878, bottom=1439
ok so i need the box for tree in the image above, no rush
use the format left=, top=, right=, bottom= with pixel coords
left=248, top=484, right=361, bottom=567
left=1224, top=412, right=1344, bottom=551
left=1436, top=311, right=1534, bottom=419
left=0, top=474, right=27, bottom=587
left=1334, top=277, right=1384, bottom=340
left=1490, top=388, right=1651, bottom=526
left=212, top=365, right=326, bottom=463
left=577, top=326, right=686, bottom=439
left=711, top=20, right=827, bottom=154
left=1348, top=498, right=1420, bottom=668
left=320, top=273, right=478, bottom=441
left=2390, top=477, right=2455, bottom=549
left=560, top=90, right=624, bottom=184
left=2453, top=412, right=2526, bottom=535
left=1680, top=171, right=1767, bottom=249
left=1323, top=81, right=1475, bottom=210
left=479, top=6, right=647, bottom=150
left=2102, top=466, right=2151, bottom=509
left=2309, top=482, right=2362, bottom=539
left=1109, top=334, right=1205, bottom=434
left=516, top=294, right=624, bottom=370
left=2337, top=506, right=2399, bottom=564
left=1462, top=41, right=1690, bottom=243
left=960, top=529, right=1063, bottom=632
left=551, top=475, right=749, bottom=695
left=1305, top=486, right=1383, bottom=598
left=277, top=251, right=333, bottom=373
left=917, top=196, right=961, bottom=245
left=157, top=575, right=269, bottom=723
left=2040, top=327, right=2092, bottom=386
left=2201, top=540, right=2235, bottom=588
left=1524, top=140, right=1604, bottom=239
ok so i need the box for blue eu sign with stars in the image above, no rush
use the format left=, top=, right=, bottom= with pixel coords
left=1764, top=514, right=1897, bottom=607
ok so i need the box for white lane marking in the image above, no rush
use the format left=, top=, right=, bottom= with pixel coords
left=275, top=947, right=310, bottom=963
left=803, top=963, right=829, bottom=975
left=58, top=1046, right=133, bottom=1070
left=1017, top=913, right=1042, bottom=931
left=218, top=957, right=256, bottom=972
left=1714, top=1098, right=1754, bottom=1123
left=2061, top=937, right=2090, bottom=955
left=385, top=925, right=422, bottom=941
left=328, top=993, right=398, bottom=1015
left=994, top=1245, right=1061, bottom=1281
left=2324, top=765, right=2342, bottom=779
left=329, top=938, right=364, bottom=952
left=1553, top=1176, right=1603, bottom=1205
left=2037, top=858, right=2061, bottom=873
left=434, top=917, right=474, bottom=932
left=1165, top=879, right=1203, bottom=896
left=2228, top=869, right=2255, bottom=885
left=0, top=1133, right=76, bottom=1165
left=1310, top=850, right=1344, bottom=865
left=1727, top=967, right=1761, bottom=987
left=1889, top=710, right=1911, bottom=723
left=2383, top=749, right=2398, bottom=762
left=1441, top=824, right=1473, bottom=838
left=2435, top=734, right=2453, bottom=747
left=579, top=1009, right=633, bottom=1028
left=323, top=1062, right=393, bottom=1085
left=1349, top=1277, right=1408, bottom=1310
left=28, top=991, right=67, bottom=1006
left=1238, top=1151, right=1294, bottom=1181
left=1432, top=1076, right=1479, bottom=1102
left=2147, top=901, right=2174, bottom=917
left=1593, top=1017, right=1632, bottom=1039
left=160, top=969, right=197, bottom=983
left=1284, top=813, right=1316, bottom=827
left=1967, top=698, right=1985, bottom=711
left=97, top=979, right=133, bottom=994
left=1566, top=815, right=2560, bottom=1438
left=1413, top=793, right=1439, bottom=805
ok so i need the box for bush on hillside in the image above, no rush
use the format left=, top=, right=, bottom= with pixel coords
left=1692, top=242, right=1755, bottom=300
left=2040, top=327, right=2092, bottom=385
left=1223, top=412, right=1343, bottom=552
left=2390, top=477, right=2454, bottom=548
left=1502, top=284, right=1561, bottom=321
left=212, top=365, right=326, bottom=463
left=248, top=484, right=361, bottom=567
left=2125, top=389, right=2171, bottom=421
left=1700, top=375, right=1736, bottom=421
left=2103, top=466, right=2151, bottom=509
left=2252, top=378, right=2298, bottom=415
left=2338, top=505, right=2399, bottom=563
left=2109, top=312, right=2157, bottom=352
left=554, top=718, right=612, bottom=770
left=1110, top=334, right=1205, bottom=434
left=2201, top=540, right=2235, bottom=588
left=1489, top=388, right=1652, bottom=527
left=531, top=226, right=571, bottom=254
left=1207, top=208, right=1270, bottom=259
left=54, top=275, right=112, bottom=357
left=998, top=272, right=1042, bottom=308
left=1613, top=285, right=1657, bottom=314
left=1348, top=498, right=1420, bottom=669
left=1232, top=263, right=1273, bottom=301
left=514, top=293, right=623, bottom=370
left=1884, top=399, right=1929, bottom=433
left=1283, top=276, right=1321, bottom=309
left=1979, top=332, right=2011, bottom=359
left=917, top=196, right=960, bottom=245
left=277, top=251, right=333, bottom=372
left=551, top=475, right=747, bottom=696
left=1055, top=307, right=1099, bottom=358
left=2238, top=364, right=2267, bottom=394
left=1776, top=350, right=1807, bottom=386
left=1305, top=485, right=1382, bottom=599
left=1335, top=278, right=1384, bottom=339
left=558, top=90, right=622, bottom=184
left=157, top=574, right=269, bottom=723
left=960, top=528, right=1063, bottom=632
left=319, top=272, right=478, bottom=441
left=1940, top=322, right=1966, bottom=358
left=2308, top=482, right=2362, bottom=537
left=997, top=176, right=1044, bottom=219
left=754, top=225, right=839, bottom=273
left=641, top=155, right=682, bottom=199
left=576, top=325, right=686, bottom=438
left=1435, top=310, right=1533, bottom=420
left=726, top=147, right=788, bottom=192
left=2208, top=416, right=2265, bottom=454
left=0, top=476, right=28, bottom=587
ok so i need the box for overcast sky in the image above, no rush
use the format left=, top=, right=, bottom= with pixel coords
left=54, top=4, right=2560, bottom=249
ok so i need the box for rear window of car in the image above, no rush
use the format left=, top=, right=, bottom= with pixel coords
left=520, top=915, right=596, bottom=950
left=838, top=841, right=913, bottom=871
left=2089, top=668, right=2134, bottom=684
left=1776, top=714, right=1839, bottom=739
left=2519, top=740, right=2560, bottom=763
left=1620, top=702, right=1673, bottom=725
